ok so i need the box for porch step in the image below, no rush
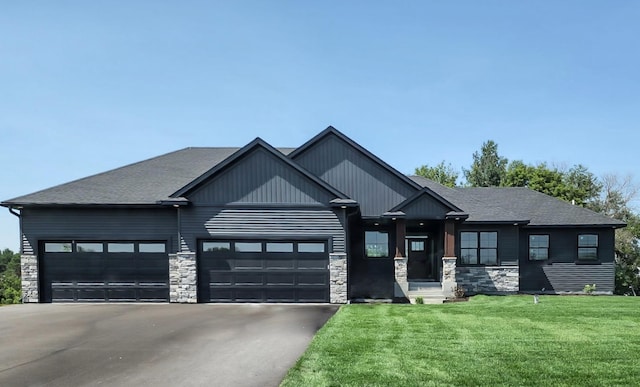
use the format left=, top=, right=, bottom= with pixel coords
left=407, top=282, right=445, bottom=304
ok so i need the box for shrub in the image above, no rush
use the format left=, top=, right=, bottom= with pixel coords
left=415, top=296, right=424, bottom=304
left=583, top=283, right=597, bottom=295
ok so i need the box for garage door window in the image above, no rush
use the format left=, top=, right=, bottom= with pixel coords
left=108, top=243, right=135, bottom=253
left=44, top=242, right=72, bottom=253
left=266, top=242, right=294, bottom=252
left=77, top=243, right=104, bottom=253
left=235, top=242, right=262, bottom=252
left=139, top=243, right=166, bottom=253
left=298, top=242, right=325, bottom=253
left=203, top=242, right=231, bottom=252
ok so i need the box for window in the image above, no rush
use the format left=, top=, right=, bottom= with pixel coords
left=107, top=243, right=135, bottom=253
left=529, top=235, right=549, bottom=260
left=139, top=243, right=166, bottom=253
left=460, top=231, right=497, bottom=265
left=578, top=234, right=598, bottom=260
left=44, top=242, right=72, bottom=253
left=235, top=242, right=262, bottom=252
left=266, top=242, right=294, bottom=253
left=365, top=231, right=389, bottom=258
left=203, top=242, right=231, bottom=252
left=76, top=243, right=104, bottom=253
left=410, top=241, right=425, bottom=252
left=298, top=242, right=325, bottom=253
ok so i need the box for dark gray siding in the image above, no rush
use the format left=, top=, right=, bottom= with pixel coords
left=519, top=227, right=615, bottom=293
left=187, top=148, right=333, bottom=205
left=179, top=207, right=346, bottom=254
left=292, top=134, right=417, bottom=216
left=402, top=195, right=451, bottom=220
left=21, top=208, right=178, bottom=255
left=458, top=224, right=519, bottom=266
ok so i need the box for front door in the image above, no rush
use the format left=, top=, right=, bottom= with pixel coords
left=407, top=238, right=433, bottom=280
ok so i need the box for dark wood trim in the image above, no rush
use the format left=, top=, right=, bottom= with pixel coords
left=395, top=218, right=406, bottom=258
left=444, top=220, right=455, bottom=256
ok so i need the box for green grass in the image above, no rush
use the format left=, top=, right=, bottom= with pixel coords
left=281, top=296, right=640, bottom=386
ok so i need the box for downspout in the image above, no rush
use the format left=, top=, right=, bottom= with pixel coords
left=8, top=207, right=22, bottom=254
left=174, top=205, right=182, bottom=253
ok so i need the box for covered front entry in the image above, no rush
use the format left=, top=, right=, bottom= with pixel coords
left=198, top=239, right=330, bottom=303
left=407, top=236, right=437, bottom=281
left=40, top=241, right=170, bottom=302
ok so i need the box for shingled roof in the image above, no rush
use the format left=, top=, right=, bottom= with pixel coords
left=1, top=147, right=294, bottom=206
left=409, top=175, right=625, bottom=227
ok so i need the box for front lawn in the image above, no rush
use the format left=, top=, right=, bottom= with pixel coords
left=281, top=296, right=640, bottom=386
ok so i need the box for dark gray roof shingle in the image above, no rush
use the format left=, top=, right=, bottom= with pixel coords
left=2, top=147, right=294, bottom=205
left=409, top=175, right=624, bottom=226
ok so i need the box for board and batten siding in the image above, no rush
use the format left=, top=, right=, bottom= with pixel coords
left=292, top=134, right=417, bottom=216
left=179, top=207, right=346, bottom=254
left=401, top=194, right=452, bottom=220
left=187, top=147, right=333, bottom=205
left=21, top=208, right=178, bottom=255
left=519, top=227, right=615, bottom=293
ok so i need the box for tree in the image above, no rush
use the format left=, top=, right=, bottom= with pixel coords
left=502, top=162, right=601, bottom=206
left=588, top=174, right=640, bottom=294
left=414, top=161, right=459, bottom=187
left=463, top=140, right=508, bottom=187
left=0, top=249, right=21, bottom=304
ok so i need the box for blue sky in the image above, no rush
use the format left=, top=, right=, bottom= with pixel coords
left=1, top=1, right=639, bottom=251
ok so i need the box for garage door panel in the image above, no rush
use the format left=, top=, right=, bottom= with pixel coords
left=41, top=241, right=169, bottom=303
left=198, top=239, right=330, bottom=303
left=266, top=273, right=296, bottom=285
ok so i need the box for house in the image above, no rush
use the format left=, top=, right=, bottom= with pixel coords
left=1, top=126, right=625, bottom=303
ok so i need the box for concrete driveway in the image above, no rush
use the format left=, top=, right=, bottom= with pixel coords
left=0, top=303, right=338, bottom=387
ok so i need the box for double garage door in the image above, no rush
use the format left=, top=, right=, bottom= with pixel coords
left=40, top=241, right=169, bottom=302
left=198, top=239, right=330, bottom=303
left=39, top=238, right=330, bottom=303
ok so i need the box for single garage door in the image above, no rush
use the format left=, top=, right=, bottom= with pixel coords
left=40, top=241, right=169, bottom=302
left=198, top=239, right=330, bottom=303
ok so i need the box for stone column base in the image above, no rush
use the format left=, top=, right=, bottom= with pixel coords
left=329, top=253, right=348, bottom=303
left=394, top=257, right=408, bottom=298
left=21, top=254, right=39, bottom=303
left=441, top=256, right=458, bottom=298
left=169, top=252, right=197, bottom=303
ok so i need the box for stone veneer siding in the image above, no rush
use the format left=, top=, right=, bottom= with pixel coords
left=441, top=256, right=458, bottom=297
left=21, top=254, right=39, bottom=303
left=329, top=253, right=347, bottom=303
left=456, top=266, right=519, bottom=294
left=169, top=252, right=197, bottom=303
left=393, top=257, right=408, bottom=298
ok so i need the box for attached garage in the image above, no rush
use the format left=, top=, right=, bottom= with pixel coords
left=198, top=239, right=330, bottom=303
left=40, top=241, right=170, bottom=302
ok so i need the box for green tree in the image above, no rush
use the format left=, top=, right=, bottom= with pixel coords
left=588, top=174, right=640, bottom=294
left=414, top=161, right=459, bottom=187
left=463, top=140, right=508, bottom=187
left=0, top=248, right=21, bottom=304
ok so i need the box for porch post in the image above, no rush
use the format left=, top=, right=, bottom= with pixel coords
left=442, top=219, right=457, bottom=297
left=394, top=218, right=408, bottom=298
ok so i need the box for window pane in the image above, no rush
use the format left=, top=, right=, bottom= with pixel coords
left=578, top=234, right=598, bottom=247
left=44, top=242, right=72, bottom=253
left=530, top=235, right=549, bottom=248
left=76, top=243, right=103, bottom=253
left=365, top=231, right=389, bottom=258
left=460, top=232, right=478, bottom=248
left=139, top=243, right=166, bottom=253
left=266, top=242, right=293, bottom=252
left=461, top=249, right=477, bottom=264
left=480, top=249, right=497, bottom=265
left=529, top=248, right=548, bottom=260
left=298, top=242, right=325, bottom=253
left=480, top=232, right=497, bottom=248
left=203, top=242, right=231, bottom=252
left=410, top=241, right=425, bottom=252
left=578, top=247, right=598, bottom=260
left=108, top=243, right=134, bottom=253
left=235, top=242, right=262, bottom=252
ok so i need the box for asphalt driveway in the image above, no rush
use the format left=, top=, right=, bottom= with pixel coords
left=0, top=303, right=338, bottom=387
